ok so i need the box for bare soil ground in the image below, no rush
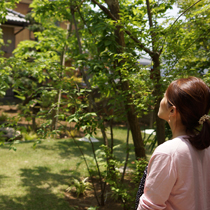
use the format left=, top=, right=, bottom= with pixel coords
left=65, top=189, right=123, bottom=210
left=0, top=105, right=78, bottom=136
left=0, top=104, right=39, bottom=125
left=64, top=177, right=135, bottom=210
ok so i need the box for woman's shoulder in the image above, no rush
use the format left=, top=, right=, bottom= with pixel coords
left=153, top=135, right=190, bottom=156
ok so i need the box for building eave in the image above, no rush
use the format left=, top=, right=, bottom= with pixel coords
left=2, top=9, right=29, bottom=27
left=20, top=0, right=33, bottom=4
left=3, top=20, right=28, bottom=27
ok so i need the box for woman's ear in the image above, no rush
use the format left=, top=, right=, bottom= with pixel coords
left=170, top=106, right=177, bottom=116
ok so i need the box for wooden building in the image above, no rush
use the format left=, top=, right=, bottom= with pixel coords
left=0, top=1, right=33, bottom=103
left=0, top=0, right=33, bottom=58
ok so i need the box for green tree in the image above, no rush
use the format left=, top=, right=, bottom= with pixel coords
left=0, top=0, right=20, bottom=97
left=0, top=28, right=8, bottom=97
left=0, top=0, right=19, bottom=22
left=89, top=0, right=177, bottom=146
left=163, top=0, right=210, bottom=78
left=4, top=23, right=76, bottom=132
left=5, top=0, right=208, bottom=153
left=28, top=0, right=146, bottom=157
left=29, top=0, right=201, bottom=155
left=91, top=0, right=210, bottom=146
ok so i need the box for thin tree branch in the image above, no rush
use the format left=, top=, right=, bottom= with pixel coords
left=146, top=0, right=153, bottom=29
left=73, top=0, right=86, bottom=12
left=71, top=2, right=109, bottom=146
left=72, top=135, right=101, bottom=206
left=91, top=0, right=118, bottom=20
left=71, top=6, right=83, bottom=54
left=121, top=123, right=130, bottom=183
left=167, top=29, right=210, bottom=73
left=55, top=23, right=71, bottom=131
left=89, top=137, right=105, bottom=206
left=160, top=0, right=203, bottom=53
left=90, top=0, right=155, bottom=56
left=170, top=0, right=203, bottom=29
left=124, top=30, right=155, bottom=56
left=146, top=0, right=156, bottom=53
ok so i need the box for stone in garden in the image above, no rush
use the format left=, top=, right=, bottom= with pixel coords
left=0, top=127, right=22, bottom=141
left=79, top=137, right=99, bottom=142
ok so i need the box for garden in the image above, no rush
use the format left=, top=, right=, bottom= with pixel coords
left=0, top=0, right=210, bottom=209
left=0, top=105, right=152, bottom=210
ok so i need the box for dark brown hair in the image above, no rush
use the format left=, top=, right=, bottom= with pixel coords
left=166, top=76, right=210, bottom=150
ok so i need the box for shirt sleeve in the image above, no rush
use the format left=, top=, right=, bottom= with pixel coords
left=137, top=151, right=177, bottom=210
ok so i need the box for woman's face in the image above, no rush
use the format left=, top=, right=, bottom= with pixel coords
left=158, top=94, right=172, bottom=121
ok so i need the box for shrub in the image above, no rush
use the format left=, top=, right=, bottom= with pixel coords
left=0, top=112, right=8, bottom=122
left=66, top=177, right=92, bottom=197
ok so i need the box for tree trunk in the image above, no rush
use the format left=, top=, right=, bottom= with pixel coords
left=155, top=99, right=165, bottom=145
left=152, top=54, right=165, bottom=145
left=146, top=0, right=165, bottom=145
left=105, top=0, right=146, bottom=158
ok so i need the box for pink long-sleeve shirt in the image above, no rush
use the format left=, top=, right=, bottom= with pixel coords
left=138, top=135, right=210, bottom=210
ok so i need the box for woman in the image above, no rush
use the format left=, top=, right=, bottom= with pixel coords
left=137, top=76, right=210, bottom=210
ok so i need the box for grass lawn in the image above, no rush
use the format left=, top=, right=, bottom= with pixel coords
left=0, top=127, right=155, bottom=210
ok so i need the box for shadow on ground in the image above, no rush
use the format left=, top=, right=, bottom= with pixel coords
left=0, top=166, right=71, bottom=210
